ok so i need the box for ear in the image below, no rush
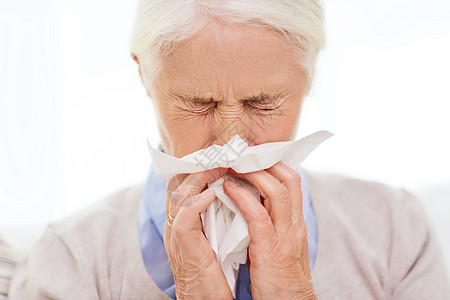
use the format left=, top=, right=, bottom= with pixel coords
left=131, top=52, right=138, bottom=63
left=131, top=52, right=153, bottom=98
left=131, top=52, right=142, bottom=78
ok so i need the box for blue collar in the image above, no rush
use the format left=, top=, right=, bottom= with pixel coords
left=140, top=164, right=168, bottom=239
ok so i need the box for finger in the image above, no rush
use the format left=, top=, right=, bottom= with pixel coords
left=172, top=188, right=216, bottom=231
left=228, top=169, right=292, bottom=232
left=172, top=189, right=217, bottom=257
left=265, top=162, right=304, bottom=224
left=168, top=167, right=228, bottom=218
left=166, top=173, right=189, bottom=195
left=175, top=168, right=228, bottom=201
left=223, top=179, right=276, bottom=248
left=165, top=174, right=189, bottom=222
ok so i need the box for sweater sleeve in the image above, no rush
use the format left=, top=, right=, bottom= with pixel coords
left=389, top=189, right=450, bottom=299
left=0, top=236, right=17, bottom=299
left=8, top=225, right=94, bottom=300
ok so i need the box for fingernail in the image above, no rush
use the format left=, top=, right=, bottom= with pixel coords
left=226, top=179, right=237, bottom=188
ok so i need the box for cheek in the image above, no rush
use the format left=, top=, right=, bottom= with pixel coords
left=152, top=103, right=212, bottom=157
left=250, top=105, right=301, bottom=143
left=164, top=120, right=213, bottom=157
left=244, top=114, right=298, bottom=145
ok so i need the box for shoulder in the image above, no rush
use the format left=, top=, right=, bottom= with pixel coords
left=303, top=169, right=423, bottom=230
left=9, top=183, right=147, bottom=299
left=46, top=183, right=145, bottom=286
left=305, top=170, right=450, bottom=299
left=50, top=183, right=143, bottom=246
left=0, top=236, right=17, bottom=299
left=304, top=169, right=427, bottom=256
left=304, top=169, right=413, bottom=205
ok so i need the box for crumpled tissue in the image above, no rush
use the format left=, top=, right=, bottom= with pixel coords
left=146, top=130, right=333, bottom=297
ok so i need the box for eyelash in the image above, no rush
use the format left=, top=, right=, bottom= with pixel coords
left=247, top=103, right=277, bottom=111
left=189, top=102, right=217, bottom=114
left=183, top=101, right=279, bottom=117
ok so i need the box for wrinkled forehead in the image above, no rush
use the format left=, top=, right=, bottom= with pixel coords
left=155, top=23, right=306, bottom=100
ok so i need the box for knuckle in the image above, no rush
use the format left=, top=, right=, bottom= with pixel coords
left=287, top=171, right=302, bottom=185
left=273, top=185, right=289, bottom=203
left=293, top=221, right=308, bottom=241
left=167, top=174, right=188, bottom=193
left=253, top=207, right=270, bottom=224
left=185, top=174, right=202, bottom=189
left=170, top=190, right=186, bottom=206
left=271, top=239, right=301, bottom=265
left=298, top=222, right=308, bottom=238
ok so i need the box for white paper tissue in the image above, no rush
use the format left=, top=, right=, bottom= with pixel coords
left=147, top=131, right=333, bottom=297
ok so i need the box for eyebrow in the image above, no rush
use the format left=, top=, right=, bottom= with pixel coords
left=171, top=90, right=288, bottom=103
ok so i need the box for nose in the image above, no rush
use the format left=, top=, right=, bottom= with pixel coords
left=210, top=113, right=258, bottom=149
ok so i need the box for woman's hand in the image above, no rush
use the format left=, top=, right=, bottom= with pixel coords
left=223, top=162, right=316, bottom=300
left=164, top=167, right=233, bottom=300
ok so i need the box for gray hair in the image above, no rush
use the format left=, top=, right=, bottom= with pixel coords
left=129, top=0, right=326, bottom=92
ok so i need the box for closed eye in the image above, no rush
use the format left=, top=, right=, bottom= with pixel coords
left=249, top=103, right=277, bottom=111
left=245, top=99, right=281, bottom=111
left=185, top=101, right=217, bottom=114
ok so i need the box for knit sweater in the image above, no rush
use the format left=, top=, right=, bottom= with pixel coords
left=0, top=236, right=17, bottom=299
left=9, top=170, right=450, bottom=299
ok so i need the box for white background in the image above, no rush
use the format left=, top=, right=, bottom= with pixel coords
left=1, top=0, right=449, bottom=269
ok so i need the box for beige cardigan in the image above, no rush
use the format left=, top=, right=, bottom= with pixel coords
left=9, top=170, right=450, bottom=299
left=1, top=236, right=17, bottom=299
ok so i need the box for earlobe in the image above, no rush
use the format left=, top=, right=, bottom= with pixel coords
left=130, top=52, right=142, bottom=78
left=131, top=53, right=149, bottom=95
left=131, top=52, right=139, bottom=64
left=130, top=53, right=155, bottom=99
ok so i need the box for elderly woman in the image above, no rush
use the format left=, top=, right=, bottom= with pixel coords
left=9, top=0, right=450, bottom=299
